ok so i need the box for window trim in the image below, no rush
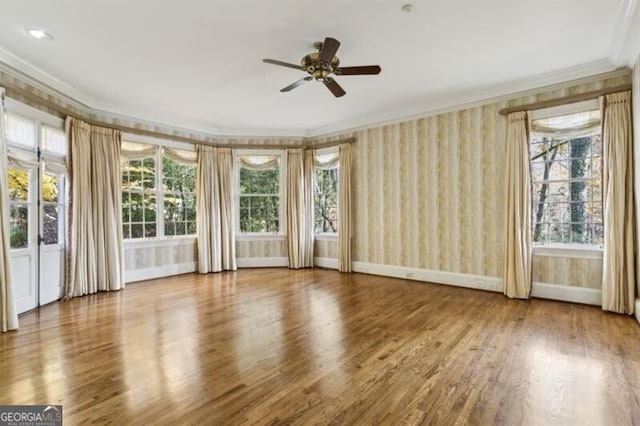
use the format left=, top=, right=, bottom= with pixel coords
left=314, top=146, right=339, bottom=236
left=236, top=149, right=286, bottom=236
left=530, top=101, right=603, bottom=248
left=120, top=142, right=197, bottom=241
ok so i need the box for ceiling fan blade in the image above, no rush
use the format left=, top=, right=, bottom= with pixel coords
left=320, top=37, right=340, bottom=63
left=281, top=77, right=312, bottom=92
left=263, top=59, right=304, bottom=71
left=335, top=65, right=381, bottom=75
left=323, top=77, right=346, bottom=98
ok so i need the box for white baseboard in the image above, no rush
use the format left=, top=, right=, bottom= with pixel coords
left=351, top=261, right=503, bottom=293
left=125, top=262, right=196, bottom=283
left=636, top=299, right=640, bottom=325
left=350, top=261, right=603, bottom=306
left=531, top=282, right=601, bottom=306
left=314, top=257, right=338, bottom=270
left=236, top=257, right=289, bottom=268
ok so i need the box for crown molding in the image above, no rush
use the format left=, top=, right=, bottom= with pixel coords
left=0, top=47, right=308, bottom=139
left=305, top=60, right=621, bottom=138
left=609, top=0, right=640, bottom=67
left=0, top=45, right=626, bottom=141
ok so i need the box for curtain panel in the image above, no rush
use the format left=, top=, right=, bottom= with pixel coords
left=196, top=145, right=236, bottom=273
left=65, top=117, right=124, bottom=297
left=502, top=111, right=532, bottom=299
left=0, top=88, right=18, bottom=332
left=286, top=149, right=309, bottom=268
left=338, top=143, right=352, bottom=272
left=303, top=149, right=315, bottom=267
left=601, top=91, right=636, bottom=314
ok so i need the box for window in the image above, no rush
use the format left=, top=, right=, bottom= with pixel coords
left=122, top=156, right=157, bottom=239
left=121, top=142, right=197, bottom=240
left=237, top=153, right=284, bottom=234
left=315, top=167, right=339, bottom=233
left=41, top=173, right=64, bottom=245
left=162, top=156, right=196, bottom=236
left=8, top=168, right=30, bottom=249
left=314, top=150, right=339, bottom=234
left=530, top=102, right=602, bottom=246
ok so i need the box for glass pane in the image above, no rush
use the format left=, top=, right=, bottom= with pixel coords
left=186, top=221, right=196, bottom=235
left=122, top=224, right=131, bottom=240
left=10, top=205, right=29, bottom=249
left=6, top=114, right=36, bottom=147
left=165, top=221, right=176, bottom=237
left=8, top=169, right=29, bottom=201
left=122, top=204, right=130, bottom=223
left=144, top=196, right=156, bottom=222
left=42, top=173, right=59, bottom=202
left=145, top=223, right=156, bottom=238
left=176, top=222, right=186, bottom=236
left=131, top=224, right=144, bottom=239
left=42, top=205, right=59, bottom=245
left=43, top=126, right=67, bottom=155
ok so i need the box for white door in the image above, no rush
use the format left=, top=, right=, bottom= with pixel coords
left=9, top=165, right=38, bottom=313
left=6, top=111, right=67, bottom=314
left=39, top=169, right=65, bottom=305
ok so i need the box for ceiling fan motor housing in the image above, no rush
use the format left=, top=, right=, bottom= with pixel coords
left=301, top=51, right=340, bottom=81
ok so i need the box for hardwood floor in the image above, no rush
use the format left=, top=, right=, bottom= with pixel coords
left=1, top=269, right=639, bottom=425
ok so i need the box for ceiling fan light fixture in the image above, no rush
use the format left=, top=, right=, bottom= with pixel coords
left=26, top=28, right=54, bottom=40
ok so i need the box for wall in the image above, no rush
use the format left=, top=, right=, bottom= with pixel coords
left=633, top=55, right=640, bottom=323
left=311, top=71, right=631, bottom=303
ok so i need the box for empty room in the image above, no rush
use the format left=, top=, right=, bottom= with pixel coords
left=1, top=1, right=639, bottom=424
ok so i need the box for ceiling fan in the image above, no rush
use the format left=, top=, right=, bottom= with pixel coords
left=263, top=37, right=381, bottom=98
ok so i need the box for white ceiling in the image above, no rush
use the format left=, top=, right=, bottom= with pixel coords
left=0, top=0, right=636, bottom=137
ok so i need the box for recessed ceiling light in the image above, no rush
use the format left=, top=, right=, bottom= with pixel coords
left=26, top=28, right=54, bottom=40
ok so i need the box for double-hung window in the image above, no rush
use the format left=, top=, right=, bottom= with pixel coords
left=530, top=100, right=602, bottom=247
left=237, top=152, right=285, bottom=235
left=314, top=149, right=339, bottom=234
left=121, top=141, right=196, bottom=240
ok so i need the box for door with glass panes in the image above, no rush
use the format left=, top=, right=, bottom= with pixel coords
left=6, top=111, right=67, bottom=313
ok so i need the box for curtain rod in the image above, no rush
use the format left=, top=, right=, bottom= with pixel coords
left=498, top=83, right=632, bottom=116
left=3, top=81, right=351, bottom=149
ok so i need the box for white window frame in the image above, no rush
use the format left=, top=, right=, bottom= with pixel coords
left=236, top=149, right=286, bottom=237
left=530, top=99, right=603, bottom=257
left=121, top=133, right=196, bottom=241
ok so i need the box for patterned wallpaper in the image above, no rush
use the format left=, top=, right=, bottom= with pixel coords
left=532, top=255, right=602, bottom=288
left=124, top=241, right=197, bottom=271
left=314, top=239, right=338, bottom=259
left=236, top=239, right=288, bottom=258
left=311, top=72, right=632, bottom=285
left=634, top=56, right=640, bottom=296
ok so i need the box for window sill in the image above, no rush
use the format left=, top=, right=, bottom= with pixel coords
left=532, top=244, right=603, bottom=260
left=236, top=234, right=286, bottom=242
left=123, top=236, right=197, bottom=249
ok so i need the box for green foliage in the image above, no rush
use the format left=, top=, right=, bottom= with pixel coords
left=239, top=167, right=280, bottom=233
left=314, top=168, right=338, bottom=233
left=122, top=156, right=196, bottom=238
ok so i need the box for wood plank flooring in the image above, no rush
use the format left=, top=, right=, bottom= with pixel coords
left=1, top=269, right=639, bottom=425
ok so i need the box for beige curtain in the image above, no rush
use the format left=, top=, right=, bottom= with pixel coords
left=338, top=143, right=352, bottom=272
left=0, top=88, right=18, bottom=332
left=303, top=149, right=315, bottom=267
left=196, top=146, right=236, bottom=273
left=601, top=91, right=636, bottom=314
left=502, top=111, right=532, bottom=299
left=287, top=149, right=305, bottom=268
left=65, top=117, right=124, bottom=297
